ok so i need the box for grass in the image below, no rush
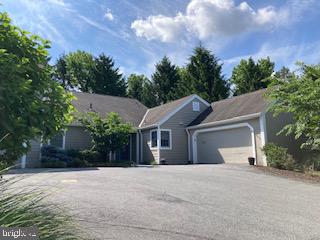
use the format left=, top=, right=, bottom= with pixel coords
left=0, top=168, right=84, bottom=240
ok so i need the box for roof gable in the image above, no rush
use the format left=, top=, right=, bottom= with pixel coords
left=139, top=94, right=210, bottom=128
left=189, top=89, right=268, bottom=127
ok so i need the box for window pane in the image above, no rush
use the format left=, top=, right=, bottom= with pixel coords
left=161, top=131, right=170, bottom=147
left=192, top=102, right=200, bottom=111
left=151, top=131, right=157, bottom=147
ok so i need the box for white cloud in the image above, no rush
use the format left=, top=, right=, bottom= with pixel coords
left=104, top=8, right=114, bottom=21
left=131, top=0, right=309, bottom=42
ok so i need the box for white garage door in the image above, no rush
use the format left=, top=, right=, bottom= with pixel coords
left=196, top=127, right=253, bottom=164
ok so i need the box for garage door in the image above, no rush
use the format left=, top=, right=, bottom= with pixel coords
left=196, top=127, right=252, bottom=164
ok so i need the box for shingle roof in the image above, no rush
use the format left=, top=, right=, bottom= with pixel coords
left=139, top=95, right=195, bottom=128
left=189, top=89, right=268, bottom=126
left=72, top=92, right=148, bottom=127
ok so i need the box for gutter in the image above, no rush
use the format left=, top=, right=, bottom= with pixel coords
left=186, top=112, right=262, bottom=130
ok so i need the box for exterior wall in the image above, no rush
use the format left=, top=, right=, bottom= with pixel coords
left=160, top=99, right=208, bottom=164
left=141, top=128, right=158, bottom=164
left=26, top=139, right=41, bottom=168
left=189, top=118, right=265, bottom=166
left=131, top=133, right=137, bottom=163
left=65, top=126, right=92, bottom=150
left=265, top=112, right=306, bottom=161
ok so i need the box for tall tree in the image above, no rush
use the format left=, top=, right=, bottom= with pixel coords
left=175, top=67, right=193, bottom=98
left=275, top=66, right=295, bottom=80
left=127, top=74, right=156, bottom=107
left=93, top=54, right=126, bottom=96
left=230, top=57, right=274, bottom=96
left=52, top=54, right=70, bottom=89
left=64, top=50, right=95, bottom=92
left=152, top=56, right=180, bottom=104
left=186, top=46, right=229, bottom=102
left=267, top=63, right=320, bottom=151
left=0, top=12, right=74, bottom=167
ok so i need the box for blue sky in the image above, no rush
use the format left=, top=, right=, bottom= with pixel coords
left=2, top=0, right=320, bottom=78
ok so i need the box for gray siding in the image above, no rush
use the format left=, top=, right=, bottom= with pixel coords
left=26, top=139, right=41, bottom=168
left=141, top=128, right=158, bottom=164
left=189, top=118, right=264, bottom=166
left=65, top=126, right=92, bottom=150
left=265, top=112, right=306, bottom=161
left=160, top=99, right=208, bottom=164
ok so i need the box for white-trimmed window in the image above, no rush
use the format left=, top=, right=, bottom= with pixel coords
left=192, top=101, right=200, bottom=111
left=150, top=129, right=172, bottom=149
left=151, top=130, right=158, bottom=148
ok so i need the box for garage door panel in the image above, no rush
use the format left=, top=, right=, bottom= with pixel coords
left=196, top=127, right=252, bottom=164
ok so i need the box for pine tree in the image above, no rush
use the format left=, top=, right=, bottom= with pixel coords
left=152, top=56, right=180, bottom=104
left=93, top=54, right=126, bottom=96
left=230, top=57, right=274, bottom=96
left=186, top=46, right=229, bottom=102
left=127, top=74, right=157, bottom=107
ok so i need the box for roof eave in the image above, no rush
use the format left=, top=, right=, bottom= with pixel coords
left=186, top=112, right=263, bottom=130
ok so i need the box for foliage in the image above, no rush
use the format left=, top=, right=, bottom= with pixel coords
left=41, top=145, right=88, bottom=168
left=185, top=45, right=229, bottom=102
left=274, top=66, right=295, bottom=80
left=266, top=63, right=320, bottom=150
left=175, top=67, right=193, bottom=98
left=64, top=50, right=95, bottom=92
left=230, top=57, right=274, bottom=96
left=53, top=52, right=126, bottom=96
left=80, top=112, right=133, bottom=161
left=0, top=12, right=74, bottom=167
left=262, top=143, right=295, bottom=170
left=127, top=74, right=157, bottom=107
left=93, top=54, right=126, bottom=96
left=152, top=56, right=180, bottom=104
left=0, top=176, right=82, bottom=239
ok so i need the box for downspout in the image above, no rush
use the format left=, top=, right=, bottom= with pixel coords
left=157, top=125, right=160, bottom=164
left=186, top=128, right=191, bottom=163
left=136, top=131, right=139, bottom=165
left=21, top=142, right=27, bottom=169
left=139, top=130, right=143, bottom=164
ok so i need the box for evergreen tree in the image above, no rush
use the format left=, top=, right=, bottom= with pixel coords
left=93, top=54, right=126, bottom=96
left=186, top=46, right=229, bottom=102
left=230, top=57, right=274, bottom=96
left=152, top=56, right=180, bottom=104
left=127, top=74, right=156, bottom=107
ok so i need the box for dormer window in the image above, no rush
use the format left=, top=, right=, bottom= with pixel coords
left=192, top=101, right=200, bottom=111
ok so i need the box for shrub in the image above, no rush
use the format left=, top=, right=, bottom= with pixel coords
left=79, top=150, right=102, bottom=164
left=41, top=156, right=68, bottom=168
left=68, top=158, right=89, bottom=168
left=299, top=153, right=320, bottom=172
left=262, top=143, right=296, bottom=170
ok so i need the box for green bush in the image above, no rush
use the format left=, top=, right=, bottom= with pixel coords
left=68, top=158, right=89, bottom=168
left=262, top=143, right=296, bottom=170
left=299, top=153, right=320, bottom=172
left=41, top=156, right=68, bottom=168
left=78, top=149, right=102, bottom=164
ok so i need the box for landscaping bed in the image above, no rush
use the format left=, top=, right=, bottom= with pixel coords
left=255, top=166, right=320, bottom=184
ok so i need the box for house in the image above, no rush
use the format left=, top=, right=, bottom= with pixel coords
left=22, top=89, right=301, bottom=168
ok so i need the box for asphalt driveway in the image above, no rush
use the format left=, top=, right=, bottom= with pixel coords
left=8, top=165, right=320, bottom=240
